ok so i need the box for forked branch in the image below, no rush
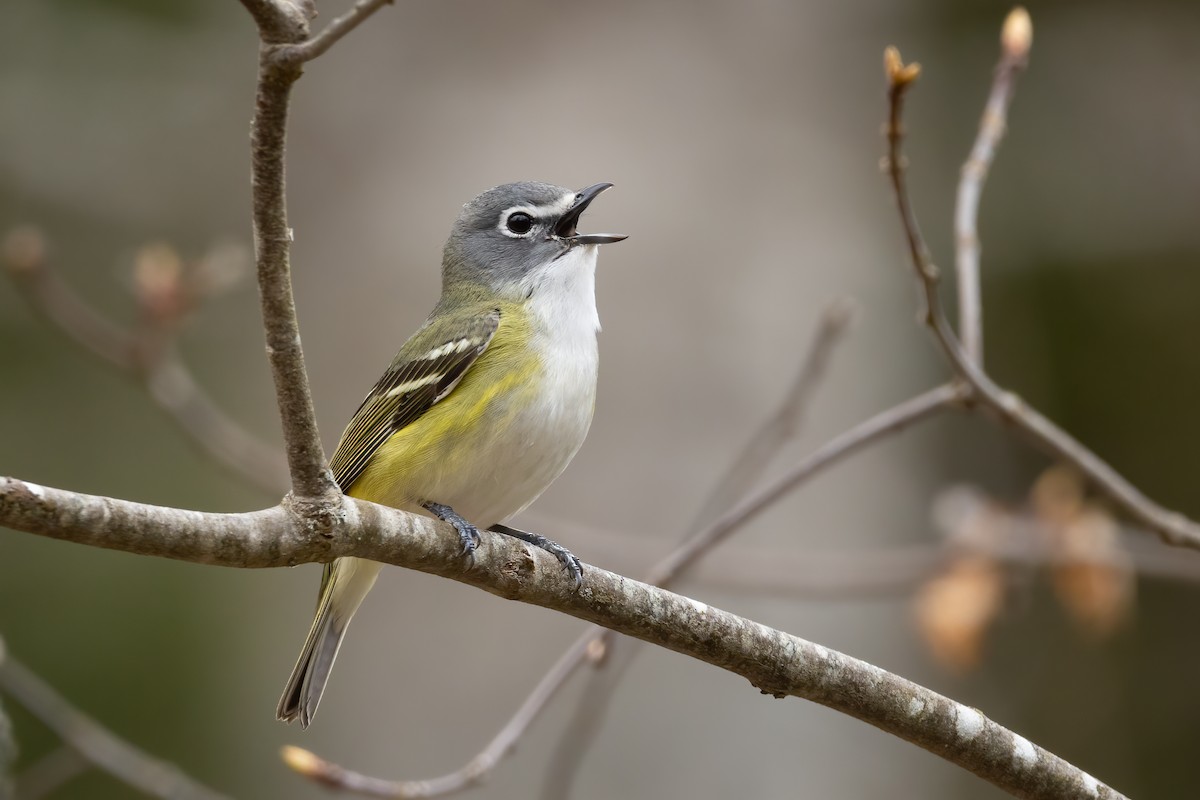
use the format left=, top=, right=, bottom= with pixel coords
left=883, top=35, right=1200, bottom=551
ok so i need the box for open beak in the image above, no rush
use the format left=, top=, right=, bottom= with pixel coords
left=555, top=183, right=627, bottom=245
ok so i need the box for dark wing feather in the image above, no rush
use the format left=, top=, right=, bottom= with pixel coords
left=328, top=309, right=500, bottom=492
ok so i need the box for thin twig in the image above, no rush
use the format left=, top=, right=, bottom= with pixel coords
left=284, top=0, right=396, bottom=64
left=533, top=505, right=1200, bottom=598
left=0, top=649, right=230, bottom=800
left=696, top=298, right=856, bottom=521
left=883, top=39, right=1200, bottom=552
left=235, top=0, right=391, bottom=503
left=954, top=7, right=1032, bottom=363
left=2, top=231, right=288, bottom=495
left=144, top=359, right=288, bottom=492
left=654, top=383, right=963, bottom=584
left=14, top=745, right=90, bottom=800
left=543, top=299, right=857, bottom=798
left=284, top=638, right=591, bottom=798
left=4, top=227, right=137, bottom=368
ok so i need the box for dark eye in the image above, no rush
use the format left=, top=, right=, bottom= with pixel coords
left=506, top=212, right=534, bottom=235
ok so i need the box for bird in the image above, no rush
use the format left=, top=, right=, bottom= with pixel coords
left=277, top=181, right=626, bottom=727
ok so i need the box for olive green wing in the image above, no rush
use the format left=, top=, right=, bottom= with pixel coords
left=327, top=307, right=501, bottom=493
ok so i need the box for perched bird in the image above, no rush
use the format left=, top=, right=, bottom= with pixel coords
left=277, top=182, right=625, bottom=727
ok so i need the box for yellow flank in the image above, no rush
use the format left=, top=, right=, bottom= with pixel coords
left=347, top=301, right=540, bottom=511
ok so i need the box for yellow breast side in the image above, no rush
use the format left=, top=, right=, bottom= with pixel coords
left=347, top=303, right=540, bottom=509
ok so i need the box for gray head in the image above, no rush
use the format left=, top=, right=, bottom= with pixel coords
left=442, top=182, right=625, bottom=297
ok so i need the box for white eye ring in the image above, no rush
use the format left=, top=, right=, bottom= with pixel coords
left=499, top=208, right=537, bottom=238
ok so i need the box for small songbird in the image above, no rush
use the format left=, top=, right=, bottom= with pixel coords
left=277, top=182, right=625, bottom=727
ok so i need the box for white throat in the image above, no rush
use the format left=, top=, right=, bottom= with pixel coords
left=520, top=244, right=601, bottom=337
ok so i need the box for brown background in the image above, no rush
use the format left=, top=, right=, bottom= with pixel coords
left=2, top=0, right=1199, bottom=797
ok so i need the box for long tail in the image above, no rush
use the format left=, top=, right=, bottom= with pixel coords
left=276, top=556, right=382, bottom=728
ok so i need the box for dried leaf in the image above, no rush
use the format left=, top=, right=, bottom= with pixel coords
left=1030, top=465, right=1084, bottom=527
left=914, top=556, right=1005, bottom=672
left=1052, top=508, right=1134, bottom=638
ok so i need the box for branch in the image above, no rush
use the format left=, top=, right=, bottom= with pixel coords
left=954, top=7, right=1031, bottom=363
left=236, top=0, right=311, bottom=45
left=295, top=382, right=962, bottom=796
left=144, top=360, right=288, bottom=493
left=3, top=227, right=134, bottom=367
left=2, top=229, right=288, bottom=494
left=285, top=0, right=396, bottom=63
left=657, top=383, right=962, bottom=583
left=0, top=478, right=1124, bottom=798
left=238, top=0, right=394, bottom=504
left=883, top=31, right=1200, bottom=552
left=0, top=641, right=229, bottom=800
left=695, top=297, right=855, bottom=521
left=245, top=31, right=330, bottom=501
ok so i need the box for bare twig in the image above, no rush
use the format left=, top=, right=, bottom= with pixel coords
left=14, top=745, right=89, bottom=800
left=0, top=646, right=230, bottom=800
left=285, top=0, right=396, bottom=63
left=2, top=230, right=288, bottom=495
left=883, top=35, right=1200, bottom=552
left=696, top=298, right=856, bottom=521
left=882, top=47, right=961, bottom=360
left=285, top=624, right=613, bottom=798
left=144, top=359, right=288, bottom=492
left=955, top=7, right=1031, bottom=363
left=656, top=383, right=963, bottom=583
left=237, top=0, right=394, bottom=504
left=542, top=298, right=857, bottom=798
left=533, top=502, right=1200, bottom=599
left=4, top=227, right=137, bottom=367
left=0, top=648, right=12, bottom=800
left=933, top=484, right=1200, bottom=584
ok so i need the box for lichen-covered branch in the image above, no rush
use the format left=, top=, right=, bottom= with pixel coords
left=0, top=474, right=1126, bottom=797
left=338, top=379, right=958, bottom=799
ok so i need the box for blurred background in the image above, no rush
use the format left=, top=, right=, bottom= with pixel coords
left=2, top=0, right=1199, bottom=797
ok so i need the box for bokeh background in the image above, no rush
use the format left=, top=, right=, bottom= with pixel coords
left=3, top=0, right=1199, bottom=797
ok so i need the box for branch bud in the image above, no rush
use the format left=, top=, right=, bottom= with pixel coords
left=884, top=46, right=921, bottom=88
left=133, top=242, right=187, bottom=324
left=281, top=745, right=332, bottom=781
left=1001, top=7, right=1033, bottom=61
